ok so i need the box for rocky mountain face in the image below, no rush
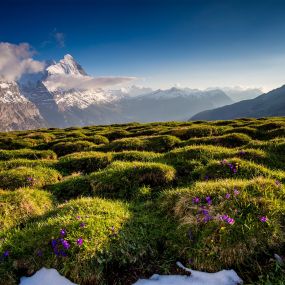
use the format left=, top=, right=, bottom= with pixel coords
left=0, top=54, right=239, bottom=131
left=0, top=82, right=46, bottom=131
left=191, top=85, right=285, bottom=121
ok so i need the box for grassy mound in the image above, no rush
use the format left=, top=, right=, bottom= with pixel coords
left=0, top=159, right=57, bottom=170
left=112, top=150, right=162, bottom=162
left=0, top=198, right=130, bottom=284
left=164, top=125, right=225, bottom=139
left=46, top=175, right=92, bottom=201
left=57, top=152, right=112, bottom=174
left=0, top=188, right=54, bottom=233
left=183, top=133, right=252, bottom=148
left=21, top=132, right=56, bottom=143
left=160, top=178, right=285, bottom=272
left=51, top=141, right=96, bottom=156
left=103, top=135, right=181, bottom=152
left=163, top=145, right=235, bottom=165
left=196, top=158, right=285, bottom=181
left=0, top=167, right=62, bottom=190
left=0, top=198, right=190, bottom=285
left=90, top=161, right=176, bottom=199
left=102, top=137, right=146, bottom=152
left=0, top=149, right=57, bottom=160
left=84, top=135, right=109, bottom=144
left=0, top=137, right=35, bottom=150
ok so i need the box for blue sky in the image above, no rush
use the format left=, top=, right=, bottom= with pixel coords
left=1, top=0, right=285, bottom=90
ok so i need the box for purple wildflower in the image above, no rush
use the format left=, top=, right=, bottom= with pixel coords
left=260, top=216, right=268, bottom=223
left=205, top=196, right=212, bottom=205
left=51, top=239, right=57, bottom=248
left=61, top=239, right=70, bottom=250
left=192, top=197, right=200, bottom=204
left=77, top=238, right=83, bottom=246
left=220, top=214, right=229, bottom=221
left=76, top=216, right=81, bottom=220
left=227, top=218, right=235, bottom=225
left=220, top=215, right=235, bottom=225
left=203, top=215, right=213, bottom=223
left=60, top=229, right=66, bottom=236
left=234, top=188, right=240, bottom=196
left=79, top=222, right=85, bottom=228
left=3, top=251, right=9, bottom=257
left=225, top=193, right=231, bottom=199
left=37, top=250, right=43, bottom=257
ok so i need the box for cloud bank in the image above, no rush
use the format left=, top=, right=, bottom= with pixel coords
left=0, top=42, right=136, bottom=89
left=0, top=42, right=45, bottom=81
left=44, top=74, right=136, bottom=91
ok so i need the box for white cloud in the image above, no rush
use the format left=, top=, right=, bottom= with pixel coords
left=44, top=74, right=136, bottom=91
left=0, top=42, right=45, bottom=81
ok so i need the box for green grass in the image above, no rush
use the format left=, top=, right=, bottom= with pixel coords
left=46, top=175, right=92, bottom=201
left=0, top=188, right=54, bottom=233
left=0, top=149, right=57, bottom=160
left=159, top=177, right=285, bottom=273
left=90, top=161, right=176, bottom=199
left=0, top=117, right=284, bottom=284
left=0, top=167, right=62, bottom=190
left=51, top=141, right=96, bottom=156
left=57, top=152, right=112, bottom=174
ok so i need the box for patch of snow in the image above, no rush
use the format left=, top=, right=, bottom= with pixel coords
left=51, top=88, right=118, bottom=110
left=0, top=82, right=10, bottom=88
left=19, top=267, right=77, bottom=285
left=133, top=262, right=243, bottom=285
left=19, top=263, right=242, bottom=285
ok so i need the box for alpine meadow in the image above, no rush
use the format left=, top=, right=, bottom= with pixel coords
left=0, top=118, right=284, bottom=284
left=1, top=0, right=285, bottom=284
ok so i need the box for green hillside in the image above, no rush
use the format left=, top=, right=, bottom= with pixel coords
left=0, top=117, right=285, bottom=285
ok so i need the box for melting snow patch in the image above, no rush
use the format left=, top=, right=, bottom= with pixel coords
left=19, top=267, right=77, bottom=285
left=18, top=263, right=243, bottom=285
left=133, top=262, right=243, bottom=285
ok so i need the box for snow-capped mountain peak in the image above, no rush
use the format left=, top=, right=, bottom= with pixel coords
left=46, top=54, right=87, bottom=76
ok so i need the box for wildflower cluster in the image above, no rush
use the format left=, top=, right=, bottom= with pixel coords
left=192, top=196, right=213, bottom=224
left=50, top=218, right=85, bottom=257
left=220, top=159, right=238, bottom=174
left=192, top=186, right=269, bottom=228
left=51, top=229, right=71, bottom=257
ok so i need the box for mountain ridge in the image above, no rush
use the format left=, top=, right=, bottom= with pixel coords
left=0, top=54, right=265, bottom=131
left=191, top=85, right=285, bottom=120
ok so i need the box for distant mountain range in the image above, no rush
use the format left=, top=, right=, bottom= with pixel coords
left=0, top=54, right=265, bottom=131
left=191, top=85, right=285, bottom=121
